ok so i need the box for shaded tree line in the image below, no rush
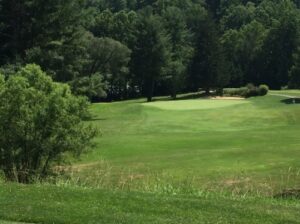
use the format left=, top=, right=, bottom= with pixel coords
left=1, top=0, right=300, bottom=102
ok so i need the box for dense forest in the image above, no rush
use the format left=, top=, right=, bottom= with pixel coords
left=1, top=0, right=300, bottom=101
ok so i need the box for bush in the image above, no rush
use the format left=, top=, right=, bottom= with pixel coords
left=224, top=84, right=269, bottom=98
left=245, top=83, right=258, bottom=97
left=0, top=64, right=97, bottom=183
left=223, top=87, right=248, bottom=97
left=258, top=84, right=269, bottom=96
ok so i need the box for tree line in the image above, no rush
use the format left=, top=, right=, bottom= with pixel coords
left=1, top=0, right=300, bottom=102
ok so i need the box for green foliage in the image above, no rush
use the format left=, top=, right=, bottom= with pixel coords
left=71, top=73, right=107, bottom=100
left=131, top=7, right=169, bottom=101
left=0, top=0, right=87, bottom=82
left=0, top=64, right=97, bottom=183
left=91, top=9, right=138, bottom=47
left=224, top=84, right=269, bottom=97
left=289, top=48, right=300, bottom=89
left=220, top=2, right=256, bottom=30
left=162, top=6, right=193, bottom=99
left=190, top=13, right=229, bottom=93
left=258, top=7, right=299, bottom=89
left=223, top=87, right=248, bottom=97
left=81, top=35, right=131, bottom=100
left=258, top=84, right=269, bottom=96
left=1, top=0, right=300, bottom=99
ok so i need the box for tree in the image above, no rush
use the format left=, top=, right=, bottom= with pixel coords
left=162, top=6, right=193, bottom=99
left=0, top=64, right=97, bottom=183
left=220, top=20, right=267, bottom=86
left=205, top=0, right=221, bottom=19
left=220, top=2, right=255, bottom=31
left=259, top=11, right=299, bottom=89
left=91, top=9, right=138, bottom=48
left=81, top=35, right=131, bottom=100
left=289, top=48, right=300, bottom=88
left=131, top=8, right=169, bottom=101
left=0, top=0, right=87, bottom=82
left=189, top=14, right=229, bottom=94
left=71, top=73, right=107, bottom=101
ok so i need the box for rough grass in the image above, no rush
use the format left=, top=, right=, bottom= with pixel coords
left=0, top=183, right=299, bottom=224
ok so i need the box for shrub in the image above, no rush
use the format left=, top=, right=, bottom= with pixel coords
left=223, top=87, right=248, bottom=97
left=224, top=84, right=269, bottom=98
left=258, top=84, right=269, bottom=96
left=0, top=64, right=97, bottom=183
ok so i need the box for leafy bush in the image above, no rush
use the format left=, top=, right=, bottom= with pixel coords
left=223, top=87, right=248, bottom=97
left=245, top=83, right=258, bottom=97
left=0, top=64, right=97, bottom=183
left=224, top=84, right=269, bottom=98
left=258, top=84, right=269, bottom=96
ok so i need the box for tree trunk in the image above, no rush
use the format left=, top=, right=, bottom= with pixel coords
left=17, top=169, right=30, bottom=184
left=205, top=87, right=210, bottom=95
left=147, top=95, right=152, bottom=102
left=4, top=167, right=17, bottom=182
left=171, top=91, right=177, bottom=100
left=171, top=82, right=177, bottom=100
left=146, top=79, right=155, bottom=102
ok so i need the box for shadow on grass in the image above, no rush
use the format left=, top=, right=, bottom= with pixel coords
left=274, top=189, right=300, bottom=199
left=84, top=117, right=107, bottom=122
left=150, top=92, right=208, bottom=103
left=281, top=98, right=300, bottom=104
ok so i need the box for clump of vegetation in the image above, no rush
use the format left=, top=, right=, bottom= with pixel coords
left=224, top=84, right=269, bottom=98
left=0, top=64, right=97, bottom=183
left=258, top=84, right=269, bottom=96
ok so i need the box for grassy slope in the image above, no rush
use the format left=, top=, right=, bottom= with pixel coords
left=0, top=183, right=299, bottom=224
left=1, top=92, right=300, bottom=223
left=71, top=93, right=300, bottom=193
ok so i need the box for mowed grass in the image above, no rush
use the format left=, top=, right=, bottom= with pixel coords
left=0, top=183, right=299, bottom=224
left=142, top=98, right=248, bottom=110
left=65, top=92, right=300, bottom=194
left=1, top=92, right=300, bottom=224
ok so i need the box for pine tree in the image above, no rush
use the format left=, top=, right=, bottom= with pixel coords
left=131, top=7, right=169, bottom=101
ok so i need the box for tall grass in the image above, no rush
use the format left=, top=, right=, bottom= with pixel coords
left=38, top=160, right=300, bottom=199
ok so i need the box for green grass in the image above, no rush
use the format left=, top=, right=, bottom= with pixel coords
left=270, top=90, right=300, bottom=97
left=1, top=91, right=300, bottom=223
left=142, top=99, right=248, bottom=110
left=67, top=92, right=300, bottom=194
left=0, top=183, right=299, bottom=224
left=0, top=221, right=31, bottom=224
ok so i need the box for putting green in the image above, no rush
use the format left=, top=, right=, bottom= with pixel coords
left=142, top=99, right=249, bottom=111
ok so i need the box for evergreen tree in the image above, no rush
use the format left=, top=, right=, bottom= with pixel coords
left=162, top=6, right=193, bottom=99
left=289, top=48, right=300, bottom=88
left=259, top=12, right=299, bottom=89
left=131, top=8, right=169, bottom=101
left=0, top=0, right=87, bottom=82
left=190, top=14, right=229, bottom=93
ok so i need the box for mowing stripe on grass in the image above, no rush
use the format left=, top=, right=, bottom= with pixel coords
left=142, top=99, right=249, bottom=111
